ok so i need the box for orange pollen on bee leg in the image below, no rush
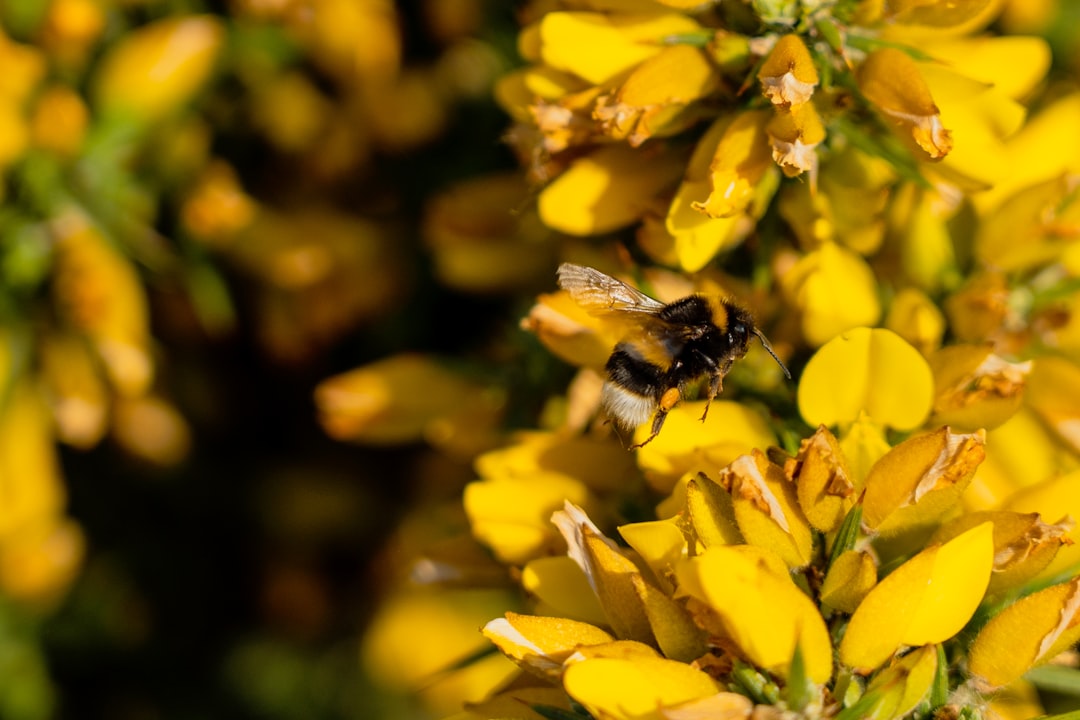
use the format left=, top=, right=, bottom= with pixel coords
left=659, top=387, right=681, bottom=412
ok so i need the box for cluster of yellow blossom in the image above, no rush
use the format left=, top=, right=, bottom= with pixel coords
left=439, top=327, right=1080, bottom=720
left=349, top=0, right=1080, bottom=718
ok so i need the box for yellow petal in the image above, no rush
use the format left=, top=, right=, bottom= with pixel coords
left=618, top=518, right=688, bottom=592
left=839, top=413, right=893, bottom=486
left=975, top=175, right=1078, bottom=273
left=362, top=588, right=518, bottom=712
left=314, top=354, right=500, bottom=447
left=861, top=645, right=938, bottom=720
left=1025, top=356, right=1080, bottom=455
left=798, top=327, right=933, bottom=430
left=93, top=15, right=224, bottom=123
left=1004, top=469, right=1080, bottom=580
left=931, top=511, right=1072, bottom=598
left=676, top=545, right=833, bottom=683
left=712, top=450, right=814, bottom=568
left=758, top=34, right=818, bottom=106
left=969, top=576, right=1080, bottom=690
left=563, top=654, right=719, bottom=720
left=666, top=181, right=749, bottom=273
left=973, top=93, right=1080, bottom=214
left=883, top=0, right=1002, bottom=31
left=857, top=48, right=952, bottom=160
left=539, top=144, right=684, bottom=235
left=838, top=522, right=994, bottom=671
left=919, top=36, right=1050, bottom=101
left=884, top=287, right=946, bottom=356
left=894, top=185, right=958, bottom=292
left=483, top=611, right=614, bottom=679
left=767, top=102, right=825, bottom=179
left=632, top=575, right=709, bottom=663
left=820, top=550, right=877, bottom=614
left=0, top=382, right=65, bottom=538
left=685, top=474, right=743, bottom=549
left=522, top=556, right=608, bottom=627
left=780, top=243, right=883, bottom=346
left=51, top=213, right=153, bottom=396
left=494, top=65, right=587, bottom=121
left=594, top=44, right=720, bottom=146
left=475, top=431, right=637, bottom=495
left=659, top=692, right=754, bottom=720
left=966, top=408, right=1068, bottom=510
left=552, top=503, right=654, bottom=643
left=522, top=288, right=625, bottom=369
left=929, top=345, right=1030, bottom=431
left=538, top=11, right=702, bottom=85
left=918, top=63, right=1026, bottom=190
left=862, top=427, right=986, bottom=537
left=692, top=109, right=774, bottom=219
left=464, top=473, right=592, bottom=564
left=790, top=425, right=857, bottom=533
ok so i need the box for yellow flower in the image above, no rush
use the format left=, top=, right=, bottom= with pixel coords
left=884, top=287, right=946, bottom=356
left=928, top=344, right=1030, bottom=431
left=787, top=425, right=856, bottom=533
left=862, top=426, right=986, bottom=538
left=857, top=48, right=953, bottom=161
left=931, top=510, right=1072, bottom=598
left=92, top=15, right=225, bottom=123
left=839, top=522, right=994, bottom=671
left=676, top=544, right=833, bottom=683
left=691, top=110, right=775, bottom=220
left=181, top=161, right=258, bottom=246
left=538, top=143, right=685, bottom=235
left=593, top=44, right=720, bottom=146
left=564, top=650, right=720, bottom=720
left=314, top=354, right=504, bottom=456
left=362, top=589, right=519, bottom=715
left=798, top=328, right=933, bottom=431
left=969, top=576, right=1080, bottom=690
left=50, top=212, right=154, bottom=397
left=534, top=11, right=702, bottom=85
left=757, top=34, right=818, bottom=107
left=780, top=244, right=883, bottom=346
left=766, top=101, right=826, bottom=182
left=709, top=449, right=814, bottom=568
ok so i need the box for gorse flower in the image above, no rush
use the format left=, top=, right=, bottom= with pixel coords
left=458, top=330, right=1080, bottom=720
left=391, top=5, right=1080, bottom=718
left=497, top=0, right=1052, bottom=339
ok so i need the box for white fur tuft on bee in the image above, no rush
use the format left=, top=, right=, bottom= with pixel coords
left=556, top=263, right=790, bottom=448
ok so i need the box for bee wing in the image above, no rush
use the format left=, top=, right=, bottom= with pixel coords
left=557, top=263, right=666, bottom=317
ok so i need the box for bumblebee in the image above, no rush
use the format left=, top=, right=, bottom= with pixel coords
left=557, top=263, right=790, bottom=447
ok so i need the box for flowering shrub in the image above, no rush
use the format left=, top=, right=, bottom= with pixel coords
left=344, top=1, right=1080, bottom=719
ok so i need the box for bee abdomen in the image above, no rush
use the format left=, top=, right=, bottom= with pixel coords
left=601, top=383, right=656, bottom=432
left=603, top=345, right=664, bottom=432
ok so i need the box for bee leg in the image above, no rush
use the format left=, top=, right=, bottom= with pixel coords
left=633, top=387, right=681, bottom=449
left=699, top=373, right=723, bottom=422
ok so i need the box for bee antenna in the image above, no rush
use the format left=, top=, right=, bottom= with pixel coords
left=752, top=328, right=792, bottom=379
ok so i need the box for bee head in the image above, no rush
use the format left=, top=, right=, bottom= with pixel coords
left=725, top=303, right=791, bottom=379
